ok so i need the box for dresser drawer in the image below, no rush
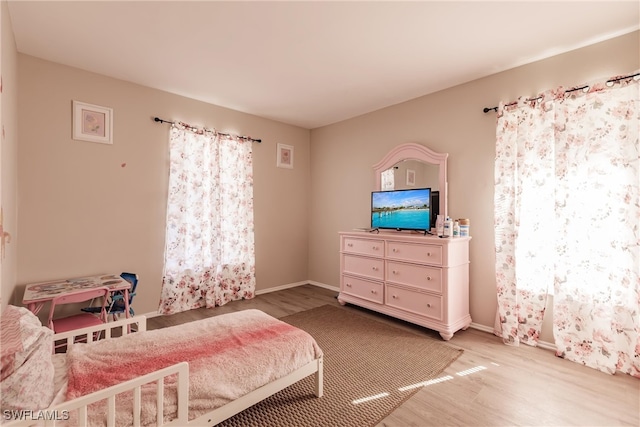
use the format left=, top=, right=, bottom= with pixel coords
left=342, top=254, right=384, bottom=281
left=343, top=237, right=384, bottom=258
left=386, top=241, right=442, bottom=266
left=386, top=261, right=442, bottom=293
left=385, top=284, right=443, bottom=320
left=342, top=275, right=384, bottom=304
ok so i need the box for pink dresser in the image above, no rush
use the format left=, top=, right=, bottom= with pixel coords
left=338, top=231, right=471, bottom=340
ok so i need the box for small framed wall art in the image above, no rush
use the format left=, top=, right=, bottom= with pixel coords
left=276, top=143, right=294, bottom=169
left=406, top=169, right=416, bottom=186
left=72, top=100, right=113, bottom=144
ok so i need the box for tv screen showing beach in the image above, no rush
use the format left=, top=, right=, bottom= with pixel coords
left=371, top=188, right=431, bottom=231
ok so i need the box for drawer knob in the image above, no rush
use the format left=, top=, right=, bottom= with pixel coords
left=392, top=248, right=398, bottom=252
left=427, top=252, right=432, bottom=256
left=347, top=243, right=353, bottom=247
left=346, top=283, right=352, bottom=287
left=392, top=270, right=398, bottom=275
left=392, top=295, right=398, bottom=299
left=373, top=246, right=379, bottom=250
left=427, top=303, right=432, bottom=308
left=372, top=267, right=378, bottom=271
left=371, top=290, right=376, bottom=294
left=426, top=276, right=432, bottom=281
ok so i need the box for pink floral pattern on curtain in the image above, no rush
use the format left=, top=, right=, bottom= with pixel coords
left=159, top=123, right=256, bottom=315
left=494, top=73, right=639, bottom=376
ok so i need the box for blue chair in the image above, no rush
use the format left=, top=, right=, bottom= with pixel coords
left=81, top=272, right=138, bottom=321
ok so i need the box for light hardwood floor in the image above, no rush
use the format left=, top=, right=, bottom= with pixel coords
left=148, top=285, right=640, bottom=427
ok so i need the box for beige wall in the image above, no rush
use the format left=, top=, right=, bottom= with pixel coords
left=308, top=31, right=639, bottom=342
left=1, top=0, right=18, bottom=311
left=16, top=55, right=311, bottom=317
left=9, top=26, right=639, bottom=342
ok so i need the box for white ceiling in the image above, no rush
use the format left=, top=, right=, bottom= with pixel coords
left=7, top=1, right=640, bottom=129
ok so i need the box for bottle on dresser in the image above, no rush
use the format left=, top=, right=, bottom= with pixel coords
left=458, top=218, right=470, bottom=237
left=436, top=214, right=444, bottom=236
left=453, top=220, right=460, bottom=237
left=443, top=216, right=453, bottom=237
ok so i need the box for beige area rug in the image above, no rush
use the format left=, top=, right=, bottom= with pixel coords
left=218, top=304, right=463, bottom=427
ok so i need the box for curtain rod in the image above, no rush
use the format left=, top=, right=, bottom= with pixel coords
left=482, top=72, right=640, bottom=114
left=153, top=117, right=261, bottom=143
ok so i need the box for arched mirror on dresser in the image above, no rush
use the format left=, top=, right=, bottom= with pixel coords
left=372, top=143, right=448, bottom=222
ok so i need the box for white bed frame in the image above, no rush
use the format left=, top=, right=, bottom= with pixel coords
left=4, top=315, right=323, bottom=427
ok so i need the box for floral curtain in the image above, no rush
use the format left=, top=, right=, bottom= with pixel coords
left=159, top=123, right=256, bottom=315
left=494, top=73, right=639, bottom=376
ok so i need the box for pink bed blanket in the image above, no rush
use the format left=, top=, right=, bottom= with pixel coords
left=65, top=309, right=322, bottom=425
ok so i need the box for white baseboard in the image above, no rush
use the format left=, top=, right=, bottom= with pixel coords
left=142, top=310, right=163, bottom=319
left=469, top=322, right=556, bottom=351
left=533, top=339, right=556, bottom=352
left=469, top=321, right=495, bottom=334
left=305, top=280, right=340, bottom=292
left=255, top=280, right=339, bottom=294
left=255, top=280, right=308, bottom=295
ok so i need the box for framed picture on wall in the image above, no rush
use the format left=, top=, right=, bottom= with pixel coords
left=406, top=169, right=416, bottom=186
left=276, top=143, right=294, bottom=169
left=72, top=100, right=113, bottom=144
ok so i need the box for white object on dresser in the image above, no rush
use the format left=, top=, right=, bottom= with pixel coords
left=338, top=231, right=471, bottom=340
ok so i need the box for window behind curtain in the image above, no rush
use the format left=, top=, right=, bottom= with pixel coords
left=494, top=74, right=639, bottom=376
left=158, top=123, right=256, bottom=315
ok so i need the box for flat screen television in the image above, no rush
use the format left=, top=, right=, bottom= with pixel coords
left=371, top=188, right=431, bottom=232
